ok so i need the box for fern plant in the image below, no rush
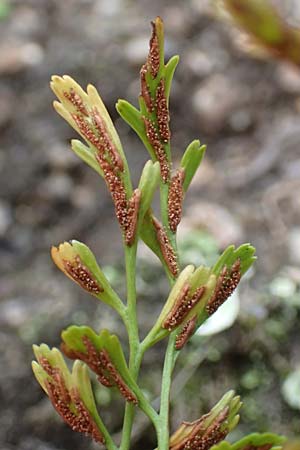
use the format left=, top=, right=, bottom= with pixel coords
left=32, top=17, right=286, bottom=450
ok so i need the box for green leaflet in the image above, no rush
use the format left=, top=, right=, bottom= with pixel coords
left=145, top=244, right=256, bottom=349
left=32, top=344, right=71, bottom=392
left=180, top=140, right=206, bottom=192
left=117, top=19, right=175, bottom=165
left=137, top=161, right=160, bottom=232
left=212, top=243, right=256, bottom=276
left=69, top=240, right=115, bottom=299
left=51, top=240, right=124, bottom=313
left=115, top=100, right=149, bottom=148
left=143, top=265, right=217, bottom=348
left=51, top=75, right=133, bottom=200
left=159, top=265, right=195, bottom=321
left=61, top=325, right=139, bottom=398
left=139, top=211, right=175, bottom=280
left=195, top=244, right=256, bottom=331
left=71, top=139, right=103, bottom=177
left=32, top=345, right=102, bottom=429
left=181, top=265, right=217, bottom=324
left=169, top=391, right=242, bottom=450
left=51, top=76, right=127, bottom=166
left=211, top=432, right=286, bottom=450
left=164, top=55, right=180, bottom=103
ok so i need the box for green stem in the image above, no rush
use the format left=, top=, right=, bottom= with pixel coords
left=157, top=331, right=177, bottom=450
left=124, top=243, right=139, bottom=354
left=120, top=343, right=161, bottom=449
left=119, top=354, right=141, bottom=450
left=137, top=387, right=160, bottom=427
left=105, top=288, right=127, bottom=321
left=95, top=415, right=119, bottom=450
left=120, top=243, right=139, bottom=450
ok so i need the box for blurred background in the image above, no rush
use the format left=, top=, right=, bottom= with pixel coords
left=1, top=0, right=300, bottom=449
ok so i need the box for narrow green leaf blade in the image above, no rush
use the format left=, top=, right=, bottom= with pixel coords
left=164, top=55, right=180, bottom=102
left=71, top=139, right=103, bottom=176
left=116, top=99, right=144, bottom=138
left=212, top=243, right=256, bottom=276
left=180, top=140, right=206, bottom=192
left=137, top=161, right=160, bottom=230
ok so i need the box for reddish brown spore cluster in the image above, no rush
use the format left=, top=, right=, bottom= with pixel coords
left=175, top=315, right=197, bottom=350
left=63, top=336, right=138, bottom=405
left=163, top=284, right=205, bottom=331
left=168, top=169, right=185, bottom=233
left=172, top=408, right=229, bottom=450
left=140, top=21, right=172, bottom=183
left=39, top=358, right=104, bottom=444
left=143, top=117, right=170, bottom=182
left=163, top=283, right=189, bottom=330
left=67, top=92, right=122, bottom=172
left=71, top=389, right=105, bottom=443
left=206, top=260, right=241, bottom=315
left=69, top=93, right=139, bottom=245
left=92, top=108, right=124, bottom=171
left=72, top=108, right=123, bottom=172
left=152, top=217, right=178, bottom=276
left=125, top=189, right=141, bottom=245
left=100, top=161, right=140, bottom=245
left=148, top=21, right=160, bottom=78
left=100, top=160, right=127, bottom=228
left=64, top=88, right=89, bottom=116
left=63, top=256, right=103, bottom=295
left=156, top=79, right=170, bottom=143
left=73, top=113, right=99, bottom=148
left=99, top=349, right=138, bottom=405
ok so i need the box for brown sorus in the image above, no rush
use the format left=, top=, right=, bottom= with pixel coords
left=64, top=88, right=89, bottom=116
left=156, top=79, right=170, bottom=143
left=92, top=107, right=124, bottom=171
left=125, top=189, right=141, bottom=245
left=168, top=169, right=185, bottom=233
left=43, top=371, right=104, bottom=444
left=206, top=260, right=241, bottom=315
left=148, top=21, right=160, bottom=78
left=143, top=117, right=170, bottom=182
left=152, top=217, right=178, bottom=277
left=175, top=315, right=198, bottom=350
left=163, top=285, right=205, bottom=331
left=63, top=336, right=138, bottom=405
left=171, top=408, right=229, bottom=450
left=63, top=256, right=103, bottom=295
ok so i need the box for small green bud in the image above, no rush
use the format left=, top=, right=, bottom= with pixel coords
left=180, top=140, right=206, bottom=192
